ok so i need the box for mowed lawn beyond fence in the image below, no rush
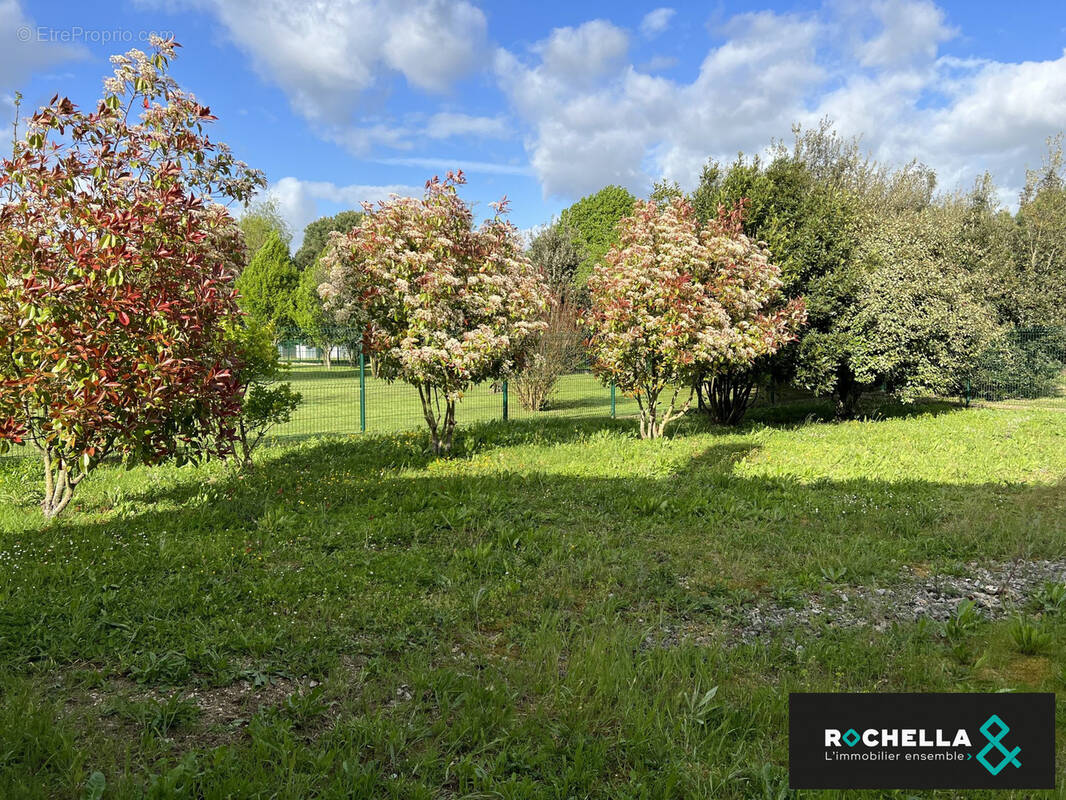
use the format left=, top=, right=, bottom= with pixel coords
left=273, top=362, right=642, bottom=439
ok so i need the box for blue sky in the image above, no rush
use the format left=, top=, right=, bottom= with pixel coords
left=3, top=0, right=1065, bottom=245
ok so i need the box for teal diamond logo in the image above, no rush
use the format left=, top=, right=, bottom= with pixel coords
left=842, top=728, right=861, bottom=747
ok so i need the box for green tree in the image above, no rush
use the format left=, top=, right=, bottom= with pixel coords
left=811, top=210, right=998, bottom=411
left=293, top=210, right=363, bottom=272
left=527, top=220, right=585, bottom=293
left=235, top=231, right=299, bottom=332
left=649, top=178, right=684, bottom=205
left=688, top=122, right=1000, bottom=417
left=229, top=320, right=301, bottom=467
left=239, top=197, right=291, bottom=265
left=292, top=260, right=338, bottom=368
left=690, top=153, right=857, bottom=296
left=687, top=151, right=859, bottom=421
left=1012, top=135, right=1066, bottom=325
left=559, top=185, right=636, bottom=287
left=931, top=175, right=1017, bottom=325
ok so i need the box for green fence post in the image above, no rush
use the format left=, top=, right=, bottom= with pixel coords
left=965, top=378, right=971, bottom=407
left=359, top=342, right=366, bottom=433
left=610, top=382, right=616, bottom=418
left=502, top=380, right=509, bottom=421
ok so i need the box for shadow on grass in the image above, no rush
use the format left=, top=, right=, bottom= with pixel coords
left=664, top=396, right=965, bottom=438
left=15, top=423, right=1065, bottom=589
left=2, top=426, right=1064, bottom=781
left=0, top=396, right=976, bottom=520
left=118, top=415, right=638, bottom=512
left=535, top=395, right=614, bottom=412
left=3, top=432, right=1063, bottom=660
left=3, top=410, right=1066, bottom=799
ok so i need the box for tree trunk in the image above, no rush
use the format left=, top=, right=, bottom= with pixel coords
left=41, top=449, right=80, bottom=518
left=416, top=384, right=457, bottom=455
left=636, top=387, right=661, bottom=439
left=834, top=369, right=864, bottom=419
left=322, top=344, right=332, bottom=370
left=438, top=399, right=457, bottom=454
left=698, top=370, right=756, bottom=426
left=237, top=419, right=256, bottom=470
left=636, top=385, right=691, bottom=438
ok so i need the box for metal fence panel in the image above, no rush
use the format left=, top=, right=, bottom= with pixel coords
left=271, top=328, right=625, bottom=439
left=966, top=326, right=1066, bottom=402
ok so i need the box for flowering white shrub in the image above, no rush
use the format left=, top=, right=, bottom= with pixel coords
left=319, top=172, right=548, bottom=453
left=584, top=198, right=806, bottom=438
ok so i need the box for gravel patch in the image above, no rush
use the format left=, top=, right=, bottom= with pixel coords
left=642, top=560, right=1066, bottom=650
left=735, top=560, right=1066, bottom=643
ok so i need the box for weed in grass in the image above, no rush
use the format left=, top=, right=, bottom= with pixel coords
left=681, top=683, right=719, bottom=726
left=256, top=505, right=299, bottom=536
left=629, top=494, right=678, bottom=516
left=239, top=666, right=293, bottom=689
left=145, top=752, right=201, bottom=796
left=109, top=692, right=200, bottom=737
left=943, top=599, right=982, bottom=642
left=819, top=563, right=848, bottom=583
left=104, top=487, right=137, bottom=517
left=943, top=600, right=984, bottom=662
left=751, top=762, right=794, bottom=800
left=1032, top=581, right=1066, bottom=614
left=1008, top=617, right=1053, bottom=655
left=280, top=686, right=330, bottom=728
left=127, top=651, right=192, bottom=685
left=83, top=771, right=106, bottom=800
left=769, top=585, right=804, bottom=609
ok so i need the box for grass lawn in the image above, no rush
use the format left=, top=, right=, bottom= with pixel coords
left=1, top=399, right=1065, bottom=798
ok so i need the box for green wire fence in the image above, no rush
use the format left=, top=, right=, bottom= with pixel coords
left=268, top=325, right=1066, bottom=440
left=963, top=326, right=1066, bottom=403
left=269, top=328, right=635, bottom=440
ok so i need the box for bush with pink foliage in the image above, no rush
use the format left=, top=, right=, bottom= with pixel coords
left=584, top=198, right=806, bottom=438
left=319, top=172, right=548, bottom=453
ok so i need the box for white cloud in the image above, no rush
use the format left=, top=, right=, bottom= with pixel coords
left=312, top=113, right=511, bottom=159
left=381, top=1, right=487, bottom=92
left=496, top=10, right=824, bottom=197
left=534, top=20, right=629, bottom=89
left=373, top=156, right=534, bottom=176
left=642, top=55, right=679, bottom=72
left=858, top=0, right=956, bottom=68
left=324, top=123, right=416, bottom=156
left=259, top=177, right=422, bottom=246
left=127, top=0, right=1066, bottom=209
left=640, top=8, right=675, bottom=38
left=493, top=2, right=1066, bottom=204
left=425, top=112, right=509, bottom=139
left=0, top=0, right=85, bottom=125
left=917, top=53, right=1066, bottom=189
left=191, top=0, right=487, bottom=122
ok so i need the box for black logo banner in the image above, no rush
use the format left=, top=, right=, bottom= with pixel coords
left=789, top=692, right=1055, bottom=789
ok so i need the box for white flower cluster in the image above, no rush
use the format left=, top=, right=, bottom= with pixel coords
left=317, top=175, right=548, bottom=398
